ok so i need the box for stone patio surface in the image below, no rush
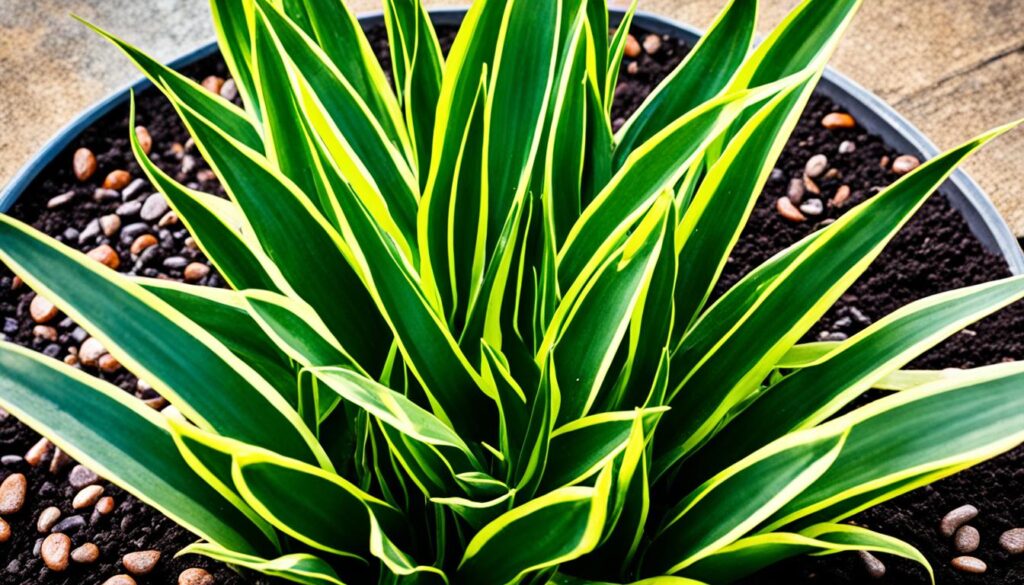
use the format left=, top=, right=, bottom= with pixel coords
left=2, top=0, right=1023, bottom=232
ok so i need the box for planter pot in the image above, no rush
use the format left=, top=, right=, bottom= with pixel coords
left=0, top=8, right=1021, bottom=585
left=3, top=7, right=1022, bottom=274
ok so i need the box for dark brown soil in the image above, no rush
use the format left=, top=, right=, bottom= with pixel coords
left=0, top=18, right=1021, bottom=585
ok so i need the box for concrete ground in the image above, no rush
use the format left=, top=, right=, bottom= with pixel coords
left=2, top=0, right=1023, bottom=232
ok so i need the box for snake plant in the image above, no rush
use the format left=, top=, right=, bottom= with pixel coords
left=0, top=0, right=1022, bottom=583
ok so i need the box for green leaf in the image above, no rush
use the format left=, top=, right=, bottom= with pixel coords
left=0, top=342, right=273, bottom=555
left=686, top=276, right=1024, bottom=485
left=763, top=361, right=1024, bottom=530
left=180, top=542, right=346, bottom=585
left=643, top=428, right=846, bottom=575
left=456, top=466, right=614, bottom=585
left=603, top=0, right=638, bottom=113
left=209, top=0, right=261, bottom=120
left=614, top=0, right=756, bottom=164
left=0, top=215, right=323, bottom=466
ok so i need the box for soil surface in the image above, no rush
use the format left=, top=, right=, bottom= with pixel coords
left=0, top=20, right=1022, bottom=585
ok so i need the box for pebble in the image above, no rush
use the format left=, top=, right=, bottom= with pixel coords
left=86, top=244, right=121, bottom=270
left=0, top=518, right=9, bottom=543
left=804, top=154, right=828, bottom=178
left=787, top=178, right=806, bottom=204
left=135, top=126, right=153, bottom=155
left=220, top=78, right=238, bottom=101
left=880, top=155, right=891, bottom=169
left=41, top=533, right=72, bottom=571
left=51, top=515, right=86, bottom=534
left=100, top=214, right=122, bottom=237
left=803, top=174, right=821, bottom=195
left=131, top=234, right=159, bottom=256
left=144, top=397, right=169, bottom=410
left=858, top=550, right=886, bottom=579
left=123, top=550, right=161, bottom=576
left=1000, top=528, right=1024, bottom=554
left=80, top=337, right=107, bottom=367
left=33, top=325, right=58, bottom=342
left=951, top=556, right=987, bottom=574
left=141, top=193, right=170, bottom=221
left=30, top=295, right=59, bottom=324
left=49, top=448, right=71, bottom=474
left=73, top=485, right=104, bottom=509
left=116, top=200, right=143, bottom=217
left=799, top=198, right=824, bottom=216
left=181, top=155, right=198, bottom=176
left=642, top=34, right=662, bottom=54
left=159, top=211, right=179, bottom=227
left=196, top=169, right=216, bottom=183
left=47, top=191, right=76, bottom=209
left=98, top=354, right=122, bottom=373
left=941, top=504, right=979, bottom=537
left=69, top=467, right=99, bottom=492
left=122, top=222, right=152, bottom=243
left=626, top=61, right=639, bottom=75
left=891, top=154, right=921, bottom=175
left=122, top=179, right=148, bottom=201
left=71, top=542, right=100, bottom=564
left=38, top=506, right=61, bottom=532
left=0, top=472, right=27, bottom=514
left=623, top=34, right=641, bottom=58
left=163, top=256, right=189, bottom=270
left=833, top=184, right=852, bottom=207
left=184, top=262, right=211, bottom=283
left=822, top=112, right=856, bottom=129
left=838, top=140, right=857, bottom=154
left=103, top=170, right=132, bottom=191
left=202, top=75, right=225, bottom=94
left=24, top=438, right=52, bottom=466
left=73, top=148, right=97, bottom=181
left=103, top=576, right=138, bottom=585
left=776, top=197, right=806, bottom=222
left=955, top=525, right=981, bottom=553
left=1, top=455, right=23, bottom=466
left=179, top=567, right=215, bottom=585
left=94, top=188, right=121, bottom=202
left=78, top=219, right=101, bottom=243
left=96, top=496, right=115, bottom=515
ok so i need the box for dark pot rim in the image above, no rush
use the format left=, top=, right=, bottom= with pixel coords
left=4, top=7, right=1021, bottom=274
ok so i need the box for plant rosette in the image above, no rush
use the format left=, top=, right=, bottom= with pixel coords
left=0, top=1, right=1023, bottom=585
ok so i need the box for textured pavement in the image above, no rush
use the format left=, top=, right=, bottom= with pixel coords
left=2, top=0, right=1023, bottom=232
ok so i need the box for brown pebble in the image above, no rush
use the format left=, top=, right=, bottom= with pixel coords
left=103, top=170, right=132, bottom=191
left=201, top=75, right=225, bottom=94
left=49, top=447, right=71, bottom=474
left=73, top=485, right=104, bottom=509
left=64, top=354, right=79, bottom=366
left=73, top=148, right=98, bottom=181
left=891, top=154, right=921, bottom=175
left=102, top=576, right=137, bottom=585
left=776, top=197, right=806, bottom=222
left=0, top=472, right=27, bottom=514
left=787, top=177, right=805, bottom=204
left=858, top=550, right=885, bottom=579
left=158, top=211, right=179, bottom=227
left=951, top=556, right=987, bottom=574
left=123, top=550, right=161, bottom=576
left=29, top=294, right=59, bottom=324
left=11, top=276, right=22, bottom=290
left=803, top=174, right=821, bottom=195
left=98, top=353, right=122, bottom=373
left=80, top=338, right=107, bottom=367
left=179, top=567, right=215, bottom=585
left=626, top=61, right=639, bottom=75
left=143, top=396, right=169, bottom=410
left=0, top=517, right=9, bottom=543
left=130, top=234, right=159, bottom=256
left=41, top=533, right=71, bottom=571
left=24, top=437, right=52, bottom=466
left=822, top=112, right=856, bottom=129
left=832, top=184, right=852, bottom=207
left=642, top=34, right=662, bottom=54
left=100, top=214, right=122, bottom=237
left=33, top=325, right=58, bottom=342
left=86, top=244, right=120, bottom=270
left=96, top=496, right=116, bottom=515
left=804, top=154, right=829, bottom=178
left=38, top=506, right=62, bottom=532
left=955, top=525, right=981, bottom=553
left=879, top=155, right=891, bottom=169
left=183, top=262, right=211, bottom=283
left=71, top=542, right=100, bottom=564
left=196, top=169, right=217, bottom=183
left=941, top=504, right=979, bottom=537
left=135, top=126, right=153, bottom=155
left=623, top=34, right=641, bottom=58
left=1000, top=528, right=1024, bottom=554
